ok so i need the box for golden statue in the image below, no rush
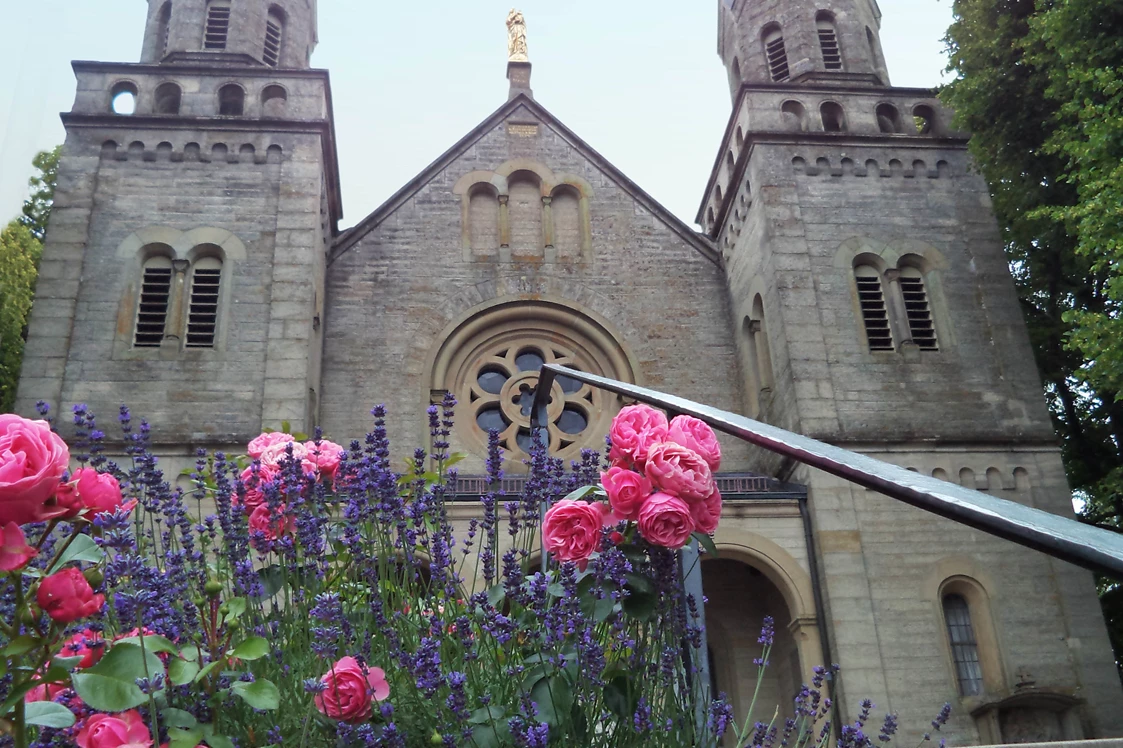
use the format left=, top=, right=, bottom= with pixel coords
left=507, top=9, right=529, bottom=62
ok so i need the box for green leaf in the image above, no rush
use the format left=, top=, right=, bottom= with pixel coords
left=23, top=701, right=76, bottom=729
left=257, top=564, right=285, bottom=599
left=48, top=534, right=104, bottom=572
left=562, top=485, right=600, bottom=502
left=624, top=572, right=654, bottom=595
left=546, top=583, right=567, bottom=598
left=621, top=588, right=657, bottom=622
left=167, top=726, right=205, bottom=748
left=229, top=636, right=269, bottom=661
left=470, top=720, right=512, bottom=748
left=444, top=452, right=468, bottom=468
left=114, top=634, right=179, bottom=656
left=168, top=657, right=200, bottom=686
left=1, top=635, right=39, bottom=657
left=161, top=707, right=199, bottom=729
left=222, top=597, right=247, bottom=623
left=280, top=421, right=292, bottom=434
left=485, top=584, right=506, bottom=609
left=193, top=660, right=222, bottom=684
left=692, top=532, right=719, bottom=558
left=71, top=643, right=165, bottom=712
left=468, top=705, right=507, bottom=725
left=530, top=675, right=572, bottom=729
left=50, top=655, right=84, bottom=672
left=201, top=732, right=235, bottom=748
left=231, top=678, right=280, bottom=710
left=604, top=675, right=633, bottom=721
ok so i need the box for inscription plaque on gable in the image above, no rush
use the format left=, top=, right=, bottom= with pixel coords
left=508, top=124, right=539, bottom=138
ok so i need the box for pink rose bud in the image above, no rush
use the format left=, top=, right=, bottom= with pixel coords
left=644, top=442, right=715, bottom=504
left=667, top=415, right=722, bottom=472
left=0, top=522, right=38, bottom=571
left=314, top=656, right=390, bottom=723
left=37, top=567, right=105, bottom=624
left=637, top=492, right=696, bottom=549
left=608, top=404, right=669, bottom=467
left=75, top=709, right=151, bottom=748
left=0, top=414, right=71, bottom=526
left=246, top=431, right=295, bottom=460
left=600, top=466, right=653, bottom=522
left=690, top=486, right=723, bottom=536
left=72, top=467, right=126, bottom=518
left=542, top=499, right=611, bottom=563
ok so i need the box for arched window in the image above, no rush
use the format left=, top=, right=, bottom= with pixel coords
left=134, top=256, right=173, bottom=348
left=550, top=185, right=583, bottom=262
left=218, top=84, right=245, bottom=116
left=731, top=57, right=742, bottom=86
left=726, top=151, right=736, bottom=176
left=781, top=100, right=807, bottom=132
left=508, top=170, right=544, bottom=258
left=914, top=105, right=937, bottom=135
left=820, top=102, right=846, bottom=132
left=816, top=13, right=843, bottom=70
left=854, top=265, right=893, bottom=351
left=156, top=2, right=173, bottom=57
left=942, top=594, right=983, bottom=696
left=468, top=183, right=500, bottom=259
left=762, top=26, right=790, bottom=82
left=866, top=27, right=883, bottom=74
left=154, top=82, right=182, bottom=114
left=185, top=256, right=222, bottom=348
left=263, top=6, right=285, bottom=67
left=204, top=0, right=231, bottom=50
left=110, top=82, right=138, bottom=115
left=899, top=266, right=938, bottom=350
left=876, top=103, right=902, bottom=133
left=750, top=295, right=775, bottom=395
left=261, top=85, right=287, bottom=117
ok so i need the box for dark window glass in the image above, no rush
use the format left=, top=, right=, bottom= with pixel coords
left=477, top=368, right=509, bottom=394
left=557, top=407, right=588, bottom=435
left=943, top=594, right=983, bottom=696
left=515, top=349, right=545, bottom=372
left=476, top=407, right=507, bottom=433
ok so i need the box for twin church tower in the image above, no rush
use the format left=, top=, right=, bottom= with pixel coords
left=17, top=0, right=1123, bottom=742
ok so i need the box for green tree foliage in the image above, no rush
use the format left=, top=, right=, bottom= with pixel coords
left=942, top=0, right=1123, bottom=678
left=18, top=146, right=61, bottom=242
left=0, top=221, right=42, bottom=411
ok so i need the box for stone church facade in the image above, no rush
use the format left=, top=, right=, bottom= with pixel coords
left=14, top=0, right=1123, bottom=742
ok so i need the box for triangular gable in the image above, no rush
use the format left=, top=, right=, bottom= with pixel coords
left=330, top=94, right=720, bottom=265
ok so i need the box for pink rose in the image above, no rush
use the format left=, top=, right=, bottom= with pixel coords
left=54, top=480, right=84, bottom=520
left=247, top=431, right=295, bottom=459
left=258, top=440, right=314, bottom=474
left=72, top=467, right=127, bottom=517
left=600, top=466, right=653, bottom=522
left=76, top=709, right=152, bottom=748
left=304, top=439, right=344, bottom=481
left=644, top=442, right=715, bottom=504
left=667, top=416, right=722, bottom=472
left=608, top=405, right=669, bottom=466
left=0, top=415, right=71, bottom=526
left=690, top=486, right=723, bottom=535
left=248, top=503, right=294, bottom=548
left=24, top=679, right=66, bottom=704
left=637, top=492, right=696, bottom=549
left=0, top=522, right=38, bottom=571
left=37, top=567, right=105, bottom=623
left=542, top=499, right=610, bottom=562
left=314, top=656, right=390, bottom=723
left=236, top=464, right=279, bottom=513
left=58, top=628, right=105, bottom=669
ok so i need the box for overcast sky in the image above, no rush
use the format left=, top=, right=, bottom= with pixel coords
left=0, top=1, right=954, bottom=229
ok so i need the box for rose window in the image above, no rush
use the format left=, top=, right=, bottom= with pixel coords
left=433, top=302, right=636, bottom=466
left=468, top=342, right=599, bottom=458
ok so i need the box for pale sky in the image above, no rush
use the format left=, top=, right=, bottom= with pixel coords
left=0, top=1, right=954, bottom=230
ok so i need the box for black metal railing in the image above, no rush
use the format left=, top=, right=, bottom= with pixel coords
left=530, top=364, right=1123, bottom=579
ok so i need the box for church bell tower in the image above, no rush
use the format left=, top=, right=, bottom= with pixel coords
left=701, top=0, right=1123, bottom=741
left=16, top=0, right=340, bottom=449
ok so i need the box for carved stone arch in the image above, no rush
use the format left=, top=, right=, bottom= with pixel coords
left=549, top=181, right=591, bottom=262
left=453, top=170, right=508, bottom=198
left=424, top=297, right=640, bottom=465
left=494, top=159, right=558, bottom=194
left=180, top=227, right=247, bottom=260
left=833, top=236, right=897, bottom=270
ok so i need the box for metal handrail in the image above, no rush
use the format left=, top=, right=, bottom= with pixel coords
left=530, top=364, right=1123, bottom=579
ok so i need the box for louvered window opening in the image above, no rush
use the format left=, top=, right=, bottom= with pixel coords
left=134, top=267, right=172, bottom=348
left=263, top=19, right=282, bottom=66
left=186, top=268, right=221, bottom=348
left=819, top=29, right=842, bottom=69
left=856, top=275, right=893, bottom=351
left=766, top=37, right=790, bottom=82
left=900, top=276, right=938, bottom=350
left=204, top=5, right=230, bottom=50
left=943, top=594, right=983, bottom=696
